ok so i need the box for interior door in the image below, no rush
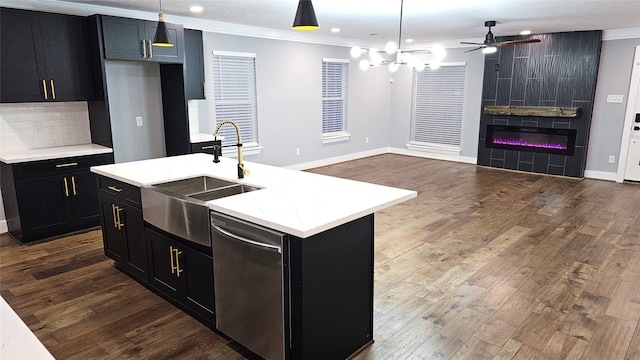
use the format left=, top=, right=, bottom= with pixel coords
left=624, top=80, right=640, bottom=181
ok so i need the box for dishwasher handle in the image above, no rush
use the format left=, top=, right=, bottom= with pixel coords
left=212, top=223, right=282, bottom=254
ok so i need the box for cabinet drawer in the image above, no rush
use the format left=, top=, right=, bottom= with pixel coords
left=98, top=176, right=141, bottom=206
left=11, top=154, right=110, bottom=180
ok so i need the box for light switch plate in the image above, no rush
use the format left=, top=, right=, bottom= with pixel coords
left=606, top=94, right=624, bottom=103
left=136, top=116, right=143, bottom=127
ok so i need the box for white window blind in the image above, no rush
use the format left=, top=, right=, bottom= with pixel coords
left=213, top=51, right=258, bottom=147
left=410, top=64, right=466, bottom=151
left=322, top=59, right=349, bottom=138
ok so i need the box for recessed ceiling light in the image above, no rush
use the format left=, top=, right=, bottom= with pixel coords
left=405, top=39, right=414, bottom=43
left=520, top=30, right=532, bottom=35
left=190, top=5, right=203, bottom=13
left=368, top=32, right=379, bottom=36
left=331, top=28, right=340, bottom=33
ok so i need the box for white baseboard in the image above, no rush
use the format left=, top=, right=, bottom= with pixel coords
left=286, top=148, right=388, bottom=170
left=388, top=147, right=477, bottom=164
left=0, top=220, right=7, bottom=234
left=584, top=170, right=618, bottom=182
left=287, top=147, right=477, bottom=171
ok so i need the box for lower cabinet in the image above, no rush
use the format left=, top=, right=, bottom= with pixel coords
left=98, top=191, right=147, bottom=282
left=146, top=227, right=215, bottom=324
left=1, top=154, right=109, bottom=243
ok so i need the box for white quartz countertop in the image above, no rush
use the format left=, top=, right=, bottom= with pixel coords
left=0, top=144, right=113, bottom=164
left=1, top=296, right=55, bottom=360
left=91, top=153, right=416, bottom=238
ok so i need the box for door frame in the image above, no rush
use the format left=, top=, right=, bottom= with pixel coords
left=617, top=45, right=640, bottom=183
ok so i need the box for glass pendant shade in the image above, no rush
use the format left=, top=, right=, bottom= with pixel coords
left=153, top=11, right=174, bottom=47
left=293, top=0, right=319, bottom=30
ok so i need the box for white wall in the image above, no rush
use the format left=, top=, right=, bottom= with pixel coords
left=193, top=32, right=392, bottom=167
left=588, top=38, right=640, bottom=176
left=104, top=61, right=166, bottom=163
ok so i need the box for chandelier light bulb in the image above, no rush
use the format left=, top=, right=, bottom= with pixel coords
left=429, top=59, right=441, bottom=70
left=359, top=59, right=371, bottom=71
left=350, top=46, right=363, bottom=58
left=432, top=44, right=447, bottom=60
left=385, top=41, right=397, bottom=54
left=414, top=62, right=426, bottom=72
left=369, top=48, right=379, bottom=57
left=388, top=62, right=399, bottom=73
left=370, top=53, right=384, bottom=66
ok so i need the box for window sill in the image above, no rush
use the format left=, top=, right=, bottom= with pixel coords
left=322, top=132, right=351, bottom=144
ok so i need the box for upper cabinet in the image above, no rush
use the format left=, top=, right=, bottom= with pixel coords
left=0, top=8, right=95, bottom=103
left=184, top=29, right=206, bottom=100
left=101, top=15, right=184, bottom=64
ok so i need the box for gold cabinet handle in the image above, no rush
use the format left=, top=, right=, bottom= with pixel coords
left=174, top=248, right=183, bottom=277
left=169, top=246, right=183, bottom=277
left=42, top=80, right=48, bottom=99
left=201, top=145, right=214, bottom=150
left=63, top=177, right=69, bottom=197
left=169, top=246, right=175, bottom=274
left=203, top=82, right=206, bottom=98
left=142, top=39, right=147, bottom=58
left=111, top=204, right=118, bottom=228
left=112, top=204, right=124, bottom=229
left=107, top=185, right=123, bottom=193
left=50, top=80, right=56, bottom=100
left=116, top=206, right=124, bottom=230
left=56, top=162, right=78, bottom=168
left=71, top=176, right=77, bottom=196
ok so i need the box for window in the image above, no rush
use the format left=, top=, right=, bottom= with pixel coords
left=409, top=63, right=466, bottom=155
left=212, top=51, right=259, bottom=152
left=322, top=59, right=350, bottom=143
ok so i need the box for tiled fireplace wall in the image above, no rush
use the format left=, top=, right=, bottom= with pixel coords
left=477, top=31, right=602, bottom=178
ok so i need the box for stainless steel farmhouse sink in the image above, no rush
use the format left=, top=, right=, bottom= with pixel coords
left=141, top=176, right=262, bottom=247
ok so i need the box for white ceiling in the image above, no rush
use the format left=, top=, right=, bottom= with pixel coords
left=7, top=0, right=640, bottom=49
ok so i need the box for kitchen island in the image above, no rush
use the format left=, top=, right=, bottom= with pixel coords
left=91, top=153, right=416, bottom=360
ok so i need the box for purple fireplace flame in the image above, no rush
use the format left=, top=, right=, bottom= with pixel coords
left=486, top=125, right=576, bottom=156
left=492, top=138, right=567, bottom=150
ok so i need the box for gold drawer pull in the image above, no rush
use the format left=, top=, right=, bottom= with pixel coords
left=42, top=80, right=48, bottom=99
left=56, top=162, right=78, bottom=168
left=201, top=145, right=214, bottom=150
left=107, top=186, right=123, bottom=193
left=50, top=80, right=56, bottom=100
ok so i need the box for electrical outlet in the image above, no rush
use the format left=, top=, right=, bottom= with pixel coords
left=606, top=94, right=624, bottom=103
left=608, top=155, right=615, bottom=164
left=136, top=116, right=143, bottom=127
left=296, top=148, right=300, bottom=156
left=365, top=137, right=369, bottom=144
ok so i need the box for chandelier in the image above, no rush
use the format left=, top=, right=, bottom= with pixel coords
left=350, top=0, right=446, bottom=72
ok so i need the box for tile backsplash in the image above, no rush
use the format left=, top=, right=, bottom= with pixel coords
left=0, top=102, right=91, bottom=152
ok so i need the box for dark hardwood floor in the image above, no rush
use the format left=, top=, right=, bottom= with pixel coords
left=2, top=154, right=639, bottom=359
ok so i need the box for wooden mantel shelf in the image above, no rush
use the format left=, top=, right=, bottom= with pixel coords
left=484, top=105, right=580, bottom=118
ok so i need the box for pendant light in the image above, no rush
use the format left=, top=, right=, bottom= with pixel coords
left=293, top=0, right=319, bottom=31
left=153, top=0, right=174, bottom=47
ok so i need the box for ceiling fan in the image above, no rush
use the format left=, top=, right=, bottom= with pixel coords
left=461, top=21, right=540, bottom=53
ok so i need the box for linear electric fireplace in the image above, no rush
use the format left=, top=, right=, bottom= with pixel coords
left=486, top=125, right=577, bottom=156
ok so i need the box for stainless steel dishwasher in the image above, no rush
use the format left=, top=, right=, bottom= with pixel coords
left=211, top=212, right=286, bottom=360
